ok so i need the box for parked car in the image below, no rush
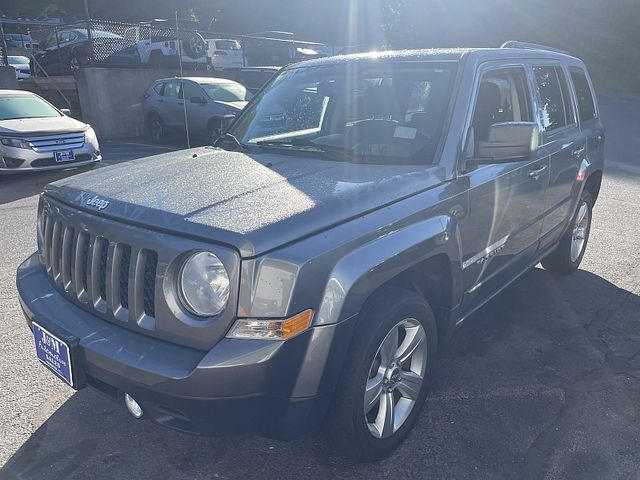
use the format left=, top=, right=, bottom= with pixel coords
left=8, top=56, right=31, bottom=79
left=3, top=33, right=36, bottom=49
left=231, top=66, right=280, bottom=94
left=143, top=76, right=252, bottom=144
left=16, top=44, right=604, bottom=461
left=206, top=39, right=244, bottom=69
left=32, top=29, right=126, bottom=76
left=124, top=23, right=208, bottom=68
left=0, top=90, right=100, bottom=173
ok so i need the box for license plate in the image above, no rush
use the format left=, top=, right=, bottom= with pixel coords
left=32, top=322, right=74, bottom=387
left=54, top=150, right=75, bottom=163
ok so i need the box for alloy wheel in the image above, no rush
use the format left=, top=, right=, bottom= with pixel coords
left=364, top=318, right=428, bottom=438
left=571, top=201, right=590, bottom=262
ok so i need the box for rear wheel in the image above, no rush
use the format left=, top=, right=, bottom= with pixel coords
left=328, top=287, right=438, bottom=462
left=148, top=114, right=165, bottom=143
left=542, top=190, right=593, bottom=274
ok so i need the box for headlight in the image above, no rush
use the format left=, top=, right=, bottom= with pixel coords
left=0, top=137, right=30, bottom=149
left=178, top=251, right=230, bottom=317
left=84, top=127, right=98, bottom=146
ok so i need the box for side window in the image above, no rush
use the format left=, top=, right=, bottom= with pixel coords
left=182, top=82, right=204, bottom=101
left=555, top=67, right=576, bottom=126
left=570, top=69, right=597, bottom=123
left=163, top=81, right=180, bottom=98
left=471, top=67, right=532, bottom=143
left=534, top=66, right=567, bottom=133
left=152, top=82, right=164, bottom=95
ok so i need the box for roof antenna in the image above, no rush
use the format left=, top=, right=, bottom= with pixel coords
left=176, top=10, right=191, bottom=149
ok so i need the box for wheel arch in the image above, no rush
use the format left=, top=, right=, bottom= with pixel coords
left=315, top=215, right=462, bottom=343
left=584, top=169, right=603, bottom=204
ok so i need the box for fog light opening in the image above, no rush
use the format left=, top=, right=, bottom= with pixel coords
left=124, top=393, right=144, bottom=419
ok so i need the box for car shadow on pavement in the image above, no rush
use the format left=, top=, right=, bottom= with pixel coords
left=2, top=267, right=639, bottom=480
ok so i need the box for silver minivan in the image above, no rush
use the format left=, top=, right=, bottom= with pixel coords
left=143, top=76, right=252, bottom=144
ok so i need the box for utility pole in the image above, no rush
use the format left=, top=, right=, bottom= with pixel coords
left=0, top=21, right=8, bottom=66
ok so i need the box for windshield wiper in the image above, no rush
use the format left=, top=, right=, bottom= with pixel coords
left=215, top=132, right=248, bottom=151
left=255, top=138, right=355, bottom=161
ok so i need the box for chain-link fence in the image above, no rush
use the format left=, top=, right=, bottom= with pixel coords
left=25, top=18, right=341, bottom=77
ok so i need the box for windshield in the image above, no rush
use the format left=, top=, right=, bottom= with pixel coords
left=229, top=62, right=457, bottom=164
left=200, top=82, right=252, bottom=102
left=8, top=56, right=29, bottom=65
left=0, top=96, right=61, bottom=120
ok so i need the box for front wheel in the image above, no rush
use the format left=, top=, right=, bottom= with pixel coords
left=327, top=287, right=438, bottom=462
left=542, top=190, right=593, bottom=274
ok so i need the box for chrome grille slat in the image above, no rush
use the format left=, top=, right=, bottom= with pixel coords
left=25, top=132, right=86, bottom=153
left=42, top=215, right=52, bottom=270
left=89, top=237, right=108, bottom=313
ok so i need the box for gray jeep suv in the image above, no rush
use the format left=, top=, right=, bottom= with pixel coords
left=17, top=43, right=605, bottom=461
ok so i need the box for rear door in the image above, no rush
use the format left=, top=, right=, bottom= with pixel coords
left=459, top=63, right=550, bottom=313
left=533, top=65, right=584, bottom=249
left=161, top=80, right=185, bottom=129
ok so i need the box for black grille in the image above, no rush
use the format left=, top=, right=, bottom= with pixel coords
left=143, top=251, right=158, bottom=317
left=119, top=245, right=131, bottom=309
left=40, top=211, right=158, bottom=325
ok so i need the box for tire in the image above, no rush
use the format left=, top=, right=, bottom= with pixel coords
left=183, top=33, right=207, bottom=60
left=327, top=287, right=438, bottom=462
left=542, top=190, right=593, bottom=275
left=149, top=51, right=164, bottom=67
left=69, top=54, right=81, bottom=73
left=148, top=114, right=165, bottom=143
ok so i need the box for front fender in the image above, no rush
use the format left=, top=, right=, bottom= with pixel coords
left=315, top=214, right=462, bottom=327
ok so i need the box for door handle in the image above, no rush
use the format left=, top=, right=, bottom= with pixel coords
left=572, top=146, right=586, bottom=157
left=529, top=165, right=548, bottom=179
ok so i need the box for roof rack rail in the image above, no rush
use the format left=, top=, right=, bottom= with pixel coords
left=500, top=41, right=570, bottom=56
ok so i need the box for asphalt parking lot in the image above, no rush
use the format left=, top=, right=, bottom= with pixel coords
left=0, top=96, right=639, bottom=480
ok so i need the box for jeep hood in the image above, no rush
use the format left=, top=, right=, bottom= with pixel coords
left=45, top=147, right=445, bottom=257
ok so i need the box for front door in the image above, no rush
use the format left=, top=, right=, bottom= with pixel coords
left=459, top=64, right=550, bottom=314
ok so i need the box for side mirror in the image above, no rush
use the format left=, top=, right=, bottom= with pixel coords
left=220, top=114, right=236, bottom=135
left=60, top=108, right=71, bottom=116
left=190, top=96, right=206, bottom=104
left=474, top=122, right=539, bottom=164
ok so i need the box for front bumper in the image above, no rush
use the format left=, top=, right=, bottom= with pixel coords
left=0, top=142, right=101, bottom=173
left=17, top=253, right=354, bottom=439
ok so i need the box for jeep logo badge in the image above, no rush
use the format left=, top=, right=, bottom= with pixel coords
left=86, top=195, right=110, bottom=211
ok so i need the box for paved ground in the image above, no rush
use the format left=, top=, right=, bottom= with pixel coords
left=0, top=96, right=639, bottom=480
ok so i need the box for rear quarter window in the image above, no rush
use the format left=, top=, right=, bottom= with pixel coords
left=152, top=82, right=164, bottom=94
left=570, top=68, right=597, bottom=123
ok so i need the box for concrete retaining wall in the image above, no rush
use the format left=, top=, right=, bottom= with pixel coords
left=76, top=67, right=224, bottom=140
left=0, top=66, right=19, bottom=90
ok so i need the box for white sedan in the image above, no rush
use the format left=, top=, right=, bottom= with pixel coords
left=8, top=56, right=31, bottom=79
left=0, top=90, right=101, bottom=174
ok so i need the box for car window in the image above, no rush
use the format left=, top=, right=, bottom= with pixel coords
left=471, top=67, right=532, bottom=145
left=555, top=67, right=576, bottom=126
left=0, top=95, right=61, bottom=120
left=215, top=40, right=241, bottom=51
left=534, top=66, right=568, bottom=133
left=163, top=81, right=180, bottom=98
left=231, top=62, right=457, bottom=165
left=570, top=68, right=597, bottom=123
left=8, top=56, right=29, bottom=65
left=152, top=82, right=164, bottom=95
left=200, top=82, right=251, bottom=102
left=182, top=81, right=204, bottom=100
